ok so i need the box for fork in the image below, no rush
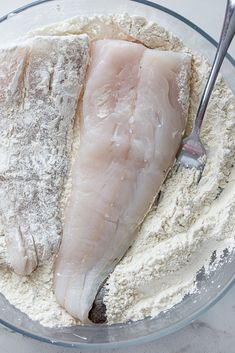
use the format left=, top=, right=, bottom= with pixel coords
left=176, top=0, right=235, bottom=173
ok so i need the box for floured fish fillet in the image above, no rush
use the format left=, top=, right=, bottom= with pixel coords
left=0, top=35, right=89, bottom=275
left=54, top=39, right=191, bottom=323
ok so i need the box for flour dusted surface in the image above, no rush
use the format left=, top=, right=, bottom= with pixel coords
left=0, top=14, right=234, bottom=327
left=0, top=35, right=90, bottom=275
left=0, top=258, right=77, bottom=327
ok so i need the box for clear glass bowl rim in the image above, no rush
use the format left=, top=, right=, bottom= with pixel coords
left=0, top=0, right=234, bottom=349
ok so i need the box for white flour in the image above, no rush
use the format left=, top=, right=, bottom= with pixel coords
left=0, top=15, right=234, bottom=327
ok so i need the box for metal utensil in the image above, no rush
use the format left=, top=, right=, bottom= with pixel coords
left=176, top=0, right=235, bottom=173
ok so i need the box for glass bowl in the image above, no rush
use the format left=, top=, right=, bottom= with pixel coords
left=0, top=0, right=234, bottom=349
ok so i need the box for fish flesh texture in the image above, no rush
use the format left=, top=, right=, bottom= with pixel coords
left=54, top=39, right=191, bottom=323
left=55, top=39, right=191, bottom=322
left=0, top=35, right=89, bottom=275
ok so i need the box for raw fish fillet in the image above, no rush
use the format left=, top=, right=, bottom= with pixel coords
left=0, top=35, right=89, bottom=275
left=54, top=39, right=191, bottom=323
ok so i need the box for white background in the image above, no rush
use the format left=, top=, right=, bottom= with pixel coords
left=0, top=1, right=234, bottom=353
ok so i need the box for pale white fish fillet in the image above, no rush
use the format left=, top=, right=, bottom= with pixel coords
left=54, top=39, right=191, bottom=323
left=0, top=35, right=89, bottom=275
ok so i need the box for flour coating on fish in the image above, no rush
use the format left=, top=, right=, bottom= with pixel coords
left=0, top=35, right=90, bottom=275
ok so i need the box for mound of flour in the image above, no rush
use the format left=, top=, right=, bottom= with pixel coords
left=0, top=14, right=234, bottom=327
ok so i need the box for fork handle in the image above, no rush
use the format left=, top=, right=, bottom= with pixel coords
left=193, top=0, right=235, bottom=132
